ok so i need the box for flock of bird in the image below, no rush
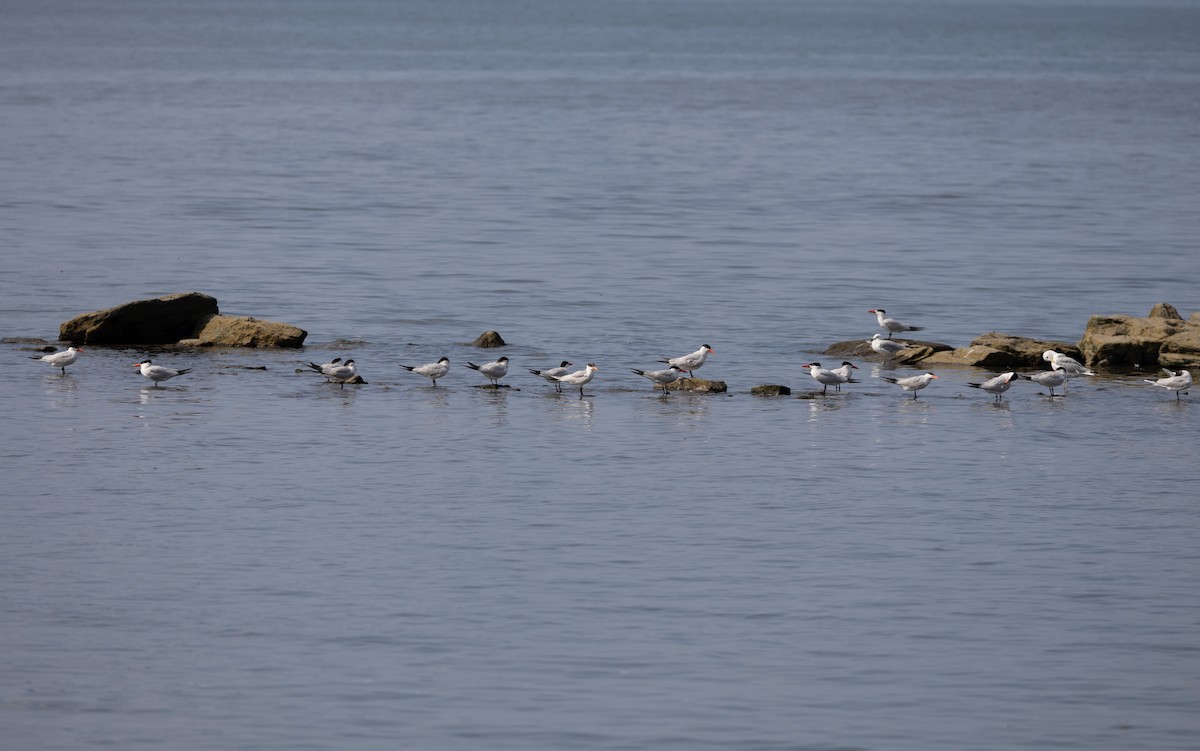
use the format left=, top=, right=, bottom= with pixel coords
left=26, top=309, right=1195, bottom=401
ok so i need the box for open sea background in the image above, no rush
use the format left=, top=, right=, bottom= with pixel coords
left=2, top=0, right=1199, bottom=749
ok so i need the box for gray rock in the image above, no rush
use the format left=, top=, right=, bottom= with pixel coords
left=824, top=338, right=952, bottom=360
left=60, top=292, right=218, bottom=345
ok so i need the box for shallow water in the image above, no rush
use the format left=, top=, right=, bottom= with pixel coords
left=3, top=1, right=1200, bottom=749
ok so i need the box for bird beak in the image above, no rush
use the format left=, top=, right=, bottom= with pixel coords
left=930, top=375, right=939, bottom=379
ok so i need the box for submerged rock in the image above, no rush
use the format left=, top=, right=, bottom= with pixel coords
left=1079, top=304, right=1200, bottom=368
left=472, top=330, right=506, bottom=348
left=751, top=384, right=791, bottom=396
left=670, top=377, right=727, bottom=393
left=60, top=292, right=218, bottom=345
left=184, top=314, right=307, bottom=348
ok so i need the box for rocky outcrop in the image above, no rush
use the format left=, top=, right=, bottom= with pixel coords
left=1078, top=304, right=1200, bottom=368
left=59, top=293, right=306, bottom=348
left=472, top=331, right=506, bottom=348
left=60, top=292, right=218, bottom=345
left=670, top=377, right=727, bottom=393
left=920, top=334, right=1082, bottom=370
left=751, top=384, right=791, bottom=396
left=181, top=314, right=307, bottom=348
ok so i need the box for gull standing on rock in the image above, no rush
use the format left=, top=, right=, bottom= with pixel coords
left=1021, top=368, right=1069, bottom=397
left=528, top=361, right=574, bottom=392
left=400, top=357, right=450, bottom=387
left=631, top=365, right=685, bottom=394
left=31, top=346, right=83, bottom=374
left=659, top=344, right=714, bottom=375
left=465, top=356, right=509, bottom=387
left=870, top=309, right=923, bottom=339
left=134, top=359, right=192, bottom=388
left=967, top=372, right=1018, bottom=402
left=802, top=362, right=856, bottom=395
left=881, top=372, right=937, bottom=399
left=869, top=334, right=908, bottom=360
left=553, top=363, right=599, bottom=399
left=1145, top=369, right=1191, bottom=401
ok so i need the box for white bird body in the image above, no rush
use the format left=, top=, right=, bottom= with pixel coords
left=659, top=344, right=713, bottom=373
left=465, top=356, right=509, bottom=386
left=307, top=357, right=344, bottom=380
left=553, top=363, right=599, bottom=398
left=968, top=372, right=1018, bottom=401
left=528, top=360, right=573, bottom=392
left=632, top=365, right=685, bottom=393
left=324, top=359, right=358, bottom=388
left=134, top=359, right=192, bottom=387
left=401, top=357, right=450, bottom=386
left=1043, top=350, right=1094, bottom=377
left=1021, top=368, right=1069, bottom=396
left=1145, top=369, right=1191, bottom=400
left=802, top=362, right=856, bottom=395
left=881, top=372, right=937, bottom=398
left=869, top=334, right=908, bottom=358
left=870, top=309, right=923, bottom=339
left=32, top=346, right=82, bottom=373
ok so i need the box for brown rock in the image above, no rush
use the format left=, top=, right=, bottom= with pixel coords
left=472, top=330, right=506, bottom=348
left=60, top=292, right=218, bottom=345
left=189, top=314, right=307, bottom=348
left=1078, top=309, right=1200, bottom=368
left=751, top=384, right=791, bottom=396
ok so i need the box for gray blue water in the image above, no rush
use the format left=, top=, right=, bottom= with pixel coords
left=3, top=1, right=1199, bottom=748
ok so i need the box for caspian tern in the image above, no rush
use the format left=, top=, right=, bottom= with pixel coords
left=134, top=359, right=192, bottom=387
left=553, top=363, right=599, bottom=399
left=967, top=372, right=1018, bottom=402
left=1021, top=368, right=1068, bottom=397
left=31, top=346, right=83, bottom=374
left=802, top=362, right=856, bottom=395
left=1145, top=368, right=1191, bottom=400
left=400, top=356, right=450, bottom=387
left=869, top=309, right=923, bottom=339
left=307, top=357, right=344, bottom=381
left=631, top=365, right=685, bottom=394
left=829, top=361, right=859, bottom=391
left=869, top=334, right=908, bottom=359
left=528, top=360, right=574, bottom=392
left=659, top=344, right=713, bottom=374
left=324, top=359, right=358, bottom=389
left=881, top=372, right=937, bottom=399
left=465, top=356, right=509, bottom=387
left=1043, top=350, right=1095, bottom=377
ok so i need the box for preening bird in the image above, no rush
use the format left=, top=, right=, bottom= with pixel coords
left=1144, top=369, right=1191, bottom=400
left=967, top=372, right=1018, bottom=402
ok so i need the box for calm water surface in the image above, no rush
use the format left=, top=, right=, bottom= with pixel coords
left=2, top=1, right=1199, bottom=749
